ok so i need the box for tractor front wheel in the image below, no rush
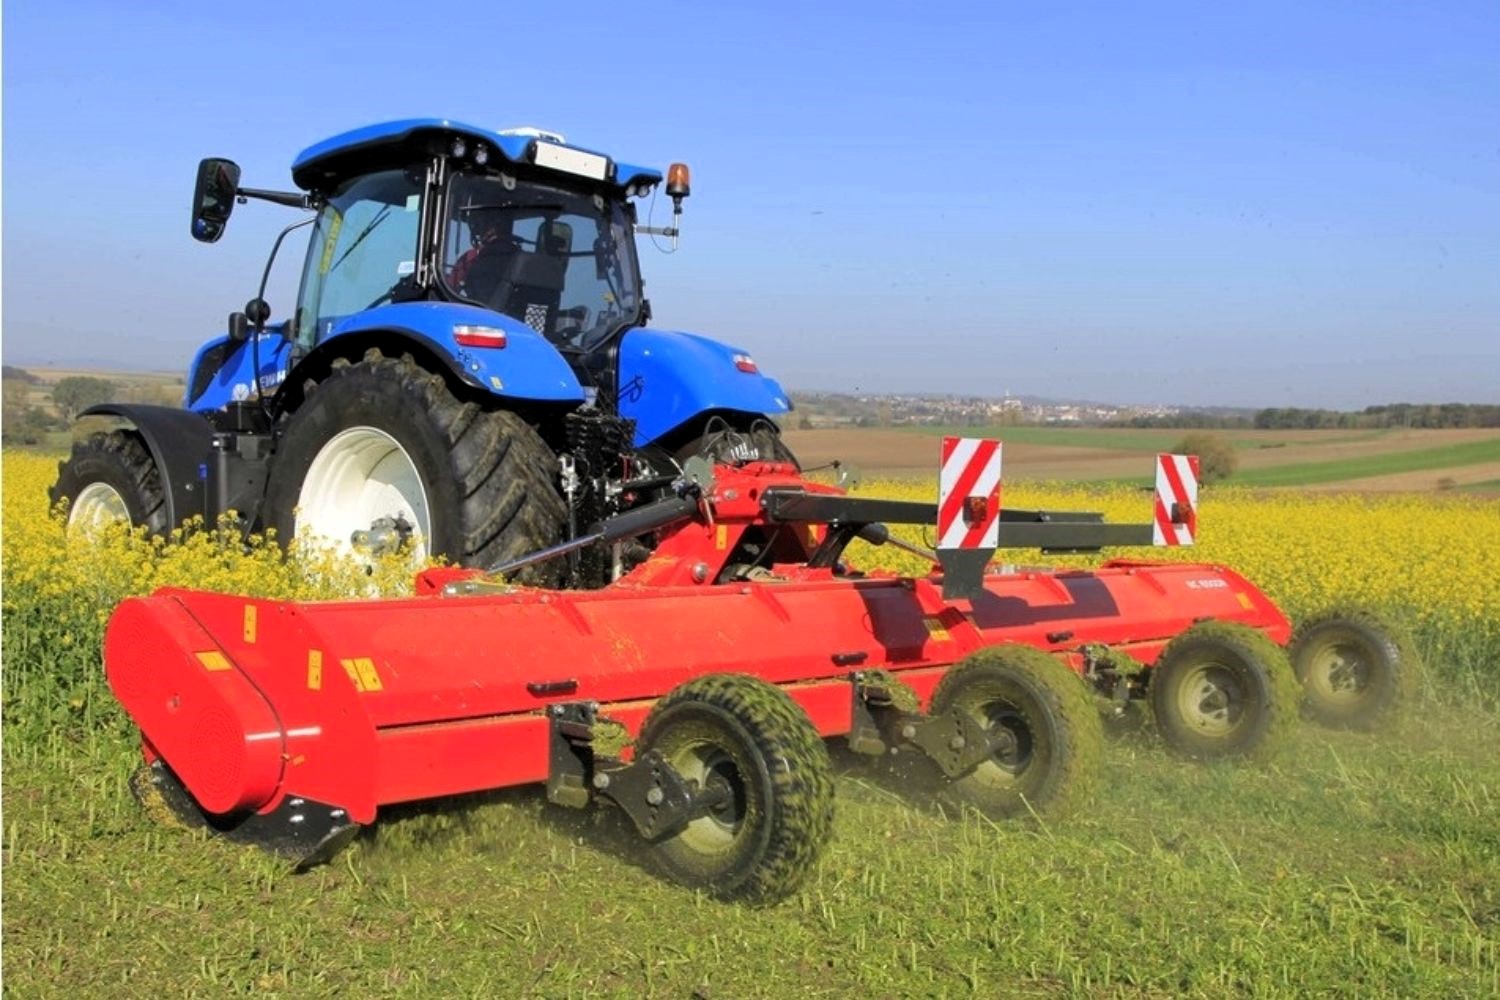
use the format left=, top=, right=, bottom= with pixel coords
left=51, top=431, right=169, bottom=536
left=637, top=673, right=834, bottom=904
left=264, top=350, right=566, bottom=575
left=929, top=645, right=1103, bottom=818
left=1149, top=621, right=1298, bottom=760
left=1289, top=609, right=1417, bottom=729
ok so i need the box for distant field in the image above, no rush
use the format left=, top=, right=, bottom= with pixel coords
left=783, top=426, right=1500, bottom=492
left=9, top=365, right=1498, bottom=493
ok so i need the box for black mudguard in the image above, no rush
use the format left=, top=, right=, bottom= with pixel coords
left=78, top=404, right=217, bottom=529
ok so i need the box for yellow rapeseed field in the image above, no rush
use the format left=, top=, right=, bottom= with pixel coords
left=4, top=450, right=1498, bottom=698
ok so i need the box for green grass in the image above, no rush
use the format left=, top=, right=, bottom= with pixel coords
left=1231, top=438, right=1500, bottom=487
left=5, top=666, right=1499, bottom=995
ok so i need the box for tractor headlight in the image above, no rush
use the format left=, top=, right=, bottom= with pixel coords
left=451, top=137, right=468, bottom=158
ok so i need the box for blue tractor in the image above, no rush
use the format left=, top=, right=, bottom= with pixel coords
left=52, top=120, right=795, bottom=584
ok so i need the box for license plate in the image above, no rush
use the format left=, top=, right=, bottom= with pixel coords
left=533, top=142, right=608, bottom=181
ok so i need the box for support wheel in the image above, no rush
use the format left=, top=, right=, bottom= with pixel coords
left=264, top=349, right=566, bottom=575
left=637, top=674, right=833, bottom=904
left=1149, top=621, right=1299, bottom=760
left=929, top=645, right=1103, bottom=818
left=51, top=431, right=169, bottom=536
left=1290, top=608, right=1417, bottom=729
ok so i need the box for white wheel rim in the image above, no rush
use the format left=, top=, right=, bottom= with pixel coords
left=69, top=482, right=130, bottom=532
left=295, top=427, right=431, bottom=563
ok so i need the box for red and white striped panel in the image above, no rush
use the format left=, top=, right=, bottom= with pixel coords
left=1153, top=453, right=1199, bottom=546
left=938, top=437, right=1002, bottom=550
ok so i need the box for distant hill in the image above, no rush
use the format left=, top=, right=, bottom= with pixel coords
left=2, top=365, right=41, bottom=384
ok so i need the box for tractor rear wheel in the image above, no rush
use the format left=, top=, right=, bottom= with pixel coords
left=1289, top=608, right=1417, bottom=729
left=929, top=645, right=1103, bottom=818
left=51, top=431, right=169, bottom=536
left=264, top=350, right=566, bottom=576
left=1149, top=621, right=1298, bottom=760
left=637, top=673, right=833, bottom=904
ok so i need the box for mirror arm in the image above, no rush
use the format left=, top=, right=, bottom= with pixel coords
left=237, top=187, right=311, bottom=210
left=252, top=216, right=318, bottom=330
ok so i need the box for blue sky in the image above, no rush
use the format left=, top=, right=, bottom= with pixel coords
left=3, top=1, right=1496, bottom=408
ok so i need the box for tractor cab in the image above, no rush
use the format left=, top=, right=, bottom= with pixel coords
left=282, top=122, right=661, bottom=366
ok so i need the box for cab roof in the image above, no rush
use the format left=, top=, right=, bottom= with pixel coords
left=290, top=118, right=663, bottom=194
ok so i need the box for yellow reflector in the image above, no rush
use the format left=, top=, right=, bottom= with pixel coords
left=340, top=657, right=383, bottom=693
left=196, top=650, right=232, bottom=672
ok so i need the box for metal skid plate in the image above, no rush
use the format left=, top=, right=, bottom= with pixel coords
left=132, top=759, right=360, bottom=871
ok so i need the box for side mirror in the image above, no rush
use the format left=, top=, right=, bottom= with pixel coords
left=192, top=158, right=242, bottom=243
left=228, top=311, right=249, bottom=342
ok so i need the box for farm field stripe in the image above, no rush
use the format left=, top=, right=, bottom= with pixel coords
left=1234, top=438, right=1500, bottom=487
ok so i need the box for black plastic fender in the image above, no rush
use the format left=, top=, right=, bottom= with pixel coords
left=77, top=404, right=218, bottom=529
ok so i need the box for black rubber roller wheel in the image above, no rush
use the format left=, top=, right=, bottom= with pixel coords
left=264, top=349, right=566, bottom=575
left=50, top=431, right=169, bottom=536
left=929, top=644, right=1103, bottom=819
left=1149, top=621, right=1300, bottom=760
left=1289, top=608, right=1418, bottom=729
left=636, top=673, right=834, bottom=904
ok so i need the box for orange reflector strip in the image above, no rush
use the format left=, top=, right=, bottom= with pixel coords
left=196, top=650, right=232, bottom=672
left=243, top=605, right=257, bottom=643
left=307, top=650, right=323, bottom=690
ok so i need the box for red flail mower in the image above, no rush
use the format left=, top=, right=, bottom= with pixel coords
left=105, top=440, right=1388, bottom=904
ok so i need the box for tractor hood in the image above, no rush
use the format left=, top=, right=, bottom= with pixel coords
left=616, top=328, right=792, bottom=446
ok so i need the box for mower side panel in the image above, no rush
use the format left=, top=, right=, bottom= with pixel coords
left=616, top=327, right=793, bottom=445
left=106, top=589, right=382, bottom=822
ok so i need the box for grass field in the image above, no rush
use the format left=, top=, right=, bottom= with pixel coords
left=1229, top=437, right=1500, bottom=487
left=4, top=450, right=1499, bottom=996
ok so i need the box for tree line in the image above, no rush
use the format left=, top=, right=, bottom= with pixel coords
left=1112, top=403, right=1500, bottom=430
left=1252, top=403, right=1500, bottom=429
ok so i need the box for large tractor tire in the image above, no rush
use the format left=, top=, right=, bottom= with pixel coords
left=264, top=350, right=566, bottom=573
left=51, top=431, right=169, bottom=536
left=1149, top=621, right=1299, bottom=760
left=637, top=673, right=834, bottom=904
left=1289, top=608, right=1418, bottom=729
left=929, top=644, right=1103, bottom=819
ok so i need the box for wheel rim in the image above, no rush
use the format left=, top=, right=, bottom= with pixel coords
left=295, top=427, right=431, bottom=563
left=1176, top=662, right=1248, bottom=736
left=68, top=482, right=130, bottom=532
left=955, top=689, right=1039, bottom=790
left=663, top=738, right=750, bottom=856
left=1305, top=641, right=1371, bottom=706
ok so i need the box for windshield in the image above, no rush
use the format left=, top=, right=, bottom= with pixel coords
left=441, top=173, right=642, bottom=352
left=295, top=169, right=423, bottom=350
